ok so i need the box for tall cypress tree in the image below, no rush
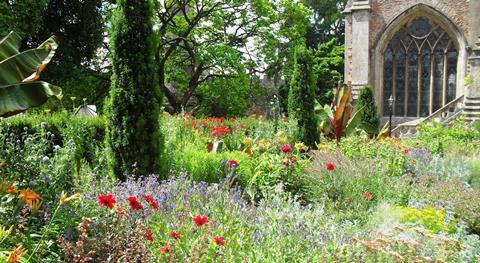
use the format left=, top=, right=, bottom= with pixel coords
left=105, top=0, right=162, bottom=179
left=288, top=46, right=319, bottom=148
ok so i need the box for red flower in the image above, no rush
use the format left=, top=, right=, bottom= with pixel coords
left=116, top=206, right=127, bottom=216
left=169, top=231, right=181, bottom=240
left=240, top=125, right=247, bottom=129
left=364, top=191, right=373, bottom=201
left=201, top=120, right=207, bottom=126
left=326, top=162, right=335, bottom=171
left=229, top=160, right=238, bottom=167
left=281, top=144, right=292, bottom=153
left=145, top=229, right=154, bottom=241
left=98, top=194, right=116, bottom=209
left=403, top=149, right=409, bottom=154
left=126, top=196, right=142, bottom=211
left=214, top=236, right=225, bottom=246
left=230, top=118, right=236, bottom=123
left=160, top=242, right=171, bottom=254
left=142, top=194, right=159, bottom=210
left=193, top=215, right=209, bottom=227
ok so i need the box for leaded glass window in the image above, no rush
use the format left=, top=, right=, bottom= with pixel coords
left=383, top=17, right=458, bottom=117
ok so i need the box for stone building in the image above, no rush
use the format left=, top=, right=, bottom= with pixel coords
left=344, top=0, right=480, bottom=123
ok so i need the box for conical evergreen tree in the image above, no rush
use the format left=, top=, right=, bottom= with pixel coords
left=357, top=85, right=379, bottom=136
left=288, top=46, right=319, bottom=148
left=105, top=0, right=162, bottom=179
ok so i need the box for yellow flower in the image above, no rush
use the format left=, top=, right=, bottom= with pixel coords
left=17, top=189, right=41, bottom=207
left=276, top=130, right=286, bottom=137
left=276, top=137, right=288, bottom=144
left=258, top=138, right=271, bottom=149
left=295, top=142, right=309, bottom=152
left=29, top=200, right=42, bottom=214
left=0, top=224, right=13, bottom=242
left=7, top=245, right=27, bottom=263
left=59, top=191, right=81, bottom=205
left=242, top=137, right=254, bottom=146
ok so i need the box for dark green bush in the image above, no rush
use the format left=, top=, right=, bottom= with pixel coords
left=356, top=85, right=379, bottom=136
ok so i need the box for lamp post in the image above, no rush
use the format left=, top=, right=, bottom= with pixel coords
left=388, top=95, right=395, bottom=137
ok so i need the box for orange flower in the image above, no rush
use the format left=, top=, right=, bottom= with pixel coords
left=7, top=245, right=27, bottom=263
left=17, top=189, right=42, bottom=207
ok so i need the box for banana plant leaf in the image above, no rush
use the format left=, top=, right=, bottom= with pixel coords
left=0, top=31, right=21, bottom=61
left=0, top=35, right=59, bottom=85
left=0, top=82, right=61, bottom=117
left=0, top=31, right=61, bottom=118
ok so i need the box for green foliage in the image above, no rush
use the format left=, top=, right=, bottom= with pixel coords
left=415, top=120, right=480, bottom=156
left=356, top=85, right=379, bottom=136
left=0, top=31, right=62, bottom=117
left=105, top=0, right=163, bottom=179
left=304, top=0, right=347, bottom=47
left=313, top=38, right=344, bottom=106
left=287, top=46, right=319, bottom=148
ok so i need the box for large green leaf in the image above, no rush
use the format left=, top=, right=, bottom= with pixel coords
left=0, top=81, right=62, bottom=117
left=345, top=106, right=364, bottom=137
left=0, top=32, right=21, bottom=62
left=0, top=36, right=59, bottom=85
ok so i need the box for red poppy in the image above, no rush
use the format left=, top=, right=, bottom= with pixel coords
left=169, top=231, right=181, bottom=240
left=230, top=118, right=236, bottom=123
left=364, top=191, right=373, bottom=201
left=240, top=125, right=247, bottom=129
left=214, top=236, right=225, bottom=246
left=142, top=194, right=159, bottom=210
left=145, top=229, right=154, bottom=241
left=326, top=162, right=335, bottom=171
left=160, top=242, right=171, bottom=254
left=229, top=160, right=238, bottom=167
left=116, top=206, right=127, bottom=216
left=403, top=149, right=409, bottom=154
left=193, top=215, right=209, bottom=227
left=281, top=144, right=292, bottom=153
left=201, top=120, right=207, bottom=126
left=126, top=196, right=142, bottom=211
left=98, top=194, right=116, bottom=209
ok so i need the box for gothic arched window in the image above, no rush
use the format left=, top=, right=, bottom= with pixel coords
left=383, top=17, right=458, bottom=117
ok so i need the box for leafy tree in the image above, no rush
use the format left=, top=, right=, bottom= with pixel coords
left=313, top=38, right=344, bottom=106
left=288, top=46, right=319, bottom=148
left=304, top=0, right=347, bottom=48
left=105, top=0, right=162, bottom=179
left=356, top=85, right=380, bottom=136
left=154, top=0, right=312, bottom=115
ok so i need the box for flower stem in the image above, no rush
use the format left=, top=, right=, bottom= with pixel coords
left=26, top=203, right=61, bottom=262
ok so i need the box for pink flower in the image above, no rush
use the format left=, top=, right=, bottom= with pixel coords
left=126, top=196, right=142, bottom=211
left=98, top=194, right=116, bottom=209
left=145, top=229, right=154, bottom=241
left=364, top=191, right=373, bottom=201
left=229, top=160, right=238, bottom=167
left=326, top=162, right=335, bottom=171
left=214, top=236, right=225, bottom=246
left=193, top=215, right=209, bottom=227
left=160, top=242, right=170, bottom=253
left=281, top=144, right=292, bottom=153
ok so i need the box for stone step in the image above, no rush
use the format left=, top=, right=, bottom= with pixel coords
left=463, top=106, right=480, bottom=111
left=465, top=102, right=480, bottom=107
left=466, top=97, right=480, bottom=101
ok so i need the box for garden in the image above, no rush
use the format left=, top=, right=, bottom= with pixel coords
left=1, top=0, right=480, bottom=262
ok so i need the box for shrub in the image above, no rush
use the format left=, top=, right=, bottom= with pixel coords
left=396, top=206, right=457, bottom=234
left=105, top=0, right=163, bottom=179
left=356, top=85, right=379, bottom=136
left=287, top=46, right=319, bottom=148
